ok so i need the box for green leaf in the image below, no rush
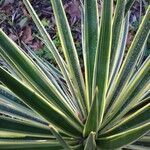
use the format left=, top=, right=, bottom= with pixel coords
left=0, top=0, right=149, bottom=149
left=100, top=103, right=150, bottom=137
left=0, top=47, right=26, bottom=82
left=0, top=29, right=83, bottom=129
left=107, top=12, right=130, bottom=108
left=49, top=125, right=72, bottom=150
left=97, top=123, right=150, bottom=149
left=72, top=145, right=84, bottom=150
left=125, top=0, right=135, bottom=15
left=24, top=45, right=72, bottom=105
left=0, top=85, right=46, bottom=125
left=125, top=96, right=150, bottom=116
left=0, top=131, right=47, bottom=139
left=50, top=0, right=86, bottom=118
left=18, top=17, right=29, bottom=29
left=0, top=85, right=27, bottom=107
left=83, top=87, right=98, bottom=137
left=83, top=0, right=99, bottom=109
left=84, top=132, right=96, bottom=150
left=0, top=139, right=62, bottom=150
left=0, top=67, right=82, bottom=137
left=23, top=0, right=83, bottom=119
left=0, top=116, right=52, bottom=137
left=25, top=45, right=81, bottom=118
left=130, top=135, right=150, bottom=149
left=126, top=144, right=149, bottom=150
left=109, top=0, right=126, bottom=84
left=102, top=56, right=150, bottom=130
left=106, top=6, right=150, bottom=118
left=93, top=0, right=113, bottom=125
left=0, top=99, right=47, bottom=125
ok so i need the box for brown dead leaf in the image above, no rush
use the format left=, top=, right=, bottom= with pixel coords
left=1, top=4, right=13, bottom=15
left=2, top=0, right=14, bottom=7
left=127, top=32, right=134, bottom=48
left=65, top=0, right=80, bottom=25
left=21, top=26, right=33, bottom=44
left=22, top=7, right=29, bottom=16
left=8, top=33, right=18, bottom=41
left=30, top=40, right=43, bottom=50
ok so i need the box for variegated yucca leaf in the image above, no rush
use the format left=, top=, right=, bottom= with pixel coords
left=0, top=0, right=149, bottom=149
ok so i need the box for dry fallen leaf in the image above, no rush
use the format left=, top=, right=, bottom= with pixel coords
left=127, top=32, right=134, bottom=48
left=1, top=0, right=14, bottom=7
left=30, top=40, right=43, bottom=50
left=21, top=26, right=33, bottom=44
left=8, top=33, right=18, bottom=41
left=65, top=0, right=81, bottom=25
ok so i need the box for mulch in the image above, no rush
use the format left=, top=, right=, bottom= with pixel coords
left=0, top=0, right=149, bottom=60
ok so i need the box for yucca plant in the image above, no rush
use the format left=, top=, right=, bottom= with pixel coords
left=0, top=0, right=149, bottom=149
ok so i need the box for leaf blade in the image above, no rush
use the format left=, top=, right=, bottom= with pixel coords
left=109, top=0, right=126, bottom=83
left=49, top=125, right=72, bottom=150
left=106, top=6, right=150, bottom=117
left=97, top=123, right=150, bottom=149
left=83, top=0, right=99, bottom=109
left=23, top=0, right=84, bottom=119
left=84, top=132, right=96, bottom=150
left=0, top=29, right=83, bottom=129
left=0, top=67, right=82, bottom=137
left=102, top=56, right=150, bottom=130
left=93, top=0, right=113, bottom=125
left=83, top=88, right=98, bottom=137
left=50, top=0, right=86, bottom=118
